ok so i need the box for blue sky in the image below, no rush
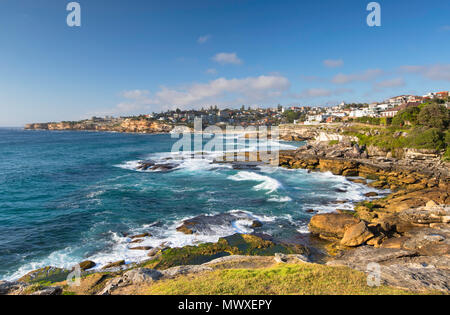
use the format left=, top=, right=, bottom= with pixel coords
left=0, top=0, right=449, bottom=126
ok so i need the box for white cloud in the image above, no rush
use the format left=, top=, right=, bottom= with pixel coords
left=212, top=52, right=243, bottom=65
left=206, top=68, right=218, bottom=75
left=323, top=59, right=344, bottom=68
left=292, top=88, right=352, bottom=99
left=112, top=75, right=290, bottom=113
left=400, top=64, right=450, bottom=81
left=197, top=34, right=211, bottom=44
left=332, top=69, right=383, bottom=84
left=374, top=77, right=405, bottom=89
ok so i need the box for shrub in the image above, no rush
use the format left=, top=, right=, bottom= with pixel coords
left=406, top=128, right=445, bottom=151
left=417, top=104, right=449, bottom=130
left=392, top=106, right=420, bottom=127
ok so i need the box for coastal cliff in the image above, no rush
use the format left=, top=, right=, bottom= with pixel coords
left=25, top=118, right=173, bottom=134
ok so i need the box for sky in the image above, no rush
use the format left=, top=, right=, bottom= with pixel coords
left=0, top=0, right=449, bottom=126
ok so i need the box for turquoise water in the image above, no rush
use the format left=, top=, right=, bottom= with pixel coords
left=0, top=128, right=377, bottom=280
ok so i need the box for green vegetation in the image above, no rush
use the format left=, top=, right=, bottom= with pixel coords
left=347, top=102, right=449, bottom=159
left=283, top=110, right=306, bottom=123
left=144, top=264, right=433, bottom=295
left=328, top=140, right=339, bottom=145
left=143, top=234, right=308, bottom=270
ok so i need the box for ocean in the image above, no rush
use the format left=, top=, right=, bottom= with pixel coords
left=0, top=128, right=380, bottom=280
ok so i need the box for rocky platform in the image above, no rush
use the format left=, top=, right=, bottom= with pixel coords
left=278, top=139, right=449, bottom=292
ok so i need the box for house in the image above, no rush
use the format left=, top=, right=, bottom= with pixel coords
left=436, top=91, right=449, bottom=99
left=380, top=102, right=420, bottom=118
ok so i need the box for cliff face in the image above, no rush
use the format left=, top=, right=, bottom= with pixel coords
left=25, top=119, right=173, bottom=134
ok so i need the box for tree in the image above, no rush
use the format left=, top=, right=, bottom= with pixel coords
left=417, top=104, right=449, bottom=130
left=392, top=106, right=420, bottom=126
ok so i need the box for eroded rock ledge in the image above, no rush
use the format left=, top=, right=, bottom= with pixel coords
left=279, top=140, right=449, bottom=292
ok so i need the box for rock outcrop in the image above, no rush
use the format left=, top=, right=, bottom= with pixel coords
left=25, top=118, right=173, bottom=134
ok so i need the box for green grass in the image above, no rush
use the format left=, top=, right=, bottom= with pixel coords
left=144, top=264, right=435, bottom=295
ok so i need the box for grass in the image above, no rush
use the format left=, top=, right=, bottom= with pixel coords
left=143, top=264, right=433, bottom=295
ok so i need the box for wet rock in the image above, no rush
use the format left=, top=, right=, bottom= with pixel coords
left=130, top=233, right=152, bottom=239
left=251, top=220, right=263, bottom=228
left=340, top=222, right=374, bottom=247
left=101, top=260, right=125, bottom=270
left=308, top=213, right=360, bottom=240
left=130, top=239, right=144, bottom=244
left=364, top=192, right=379, bottom=198
left=78, top=260, right=96, bottom=271
left=129, top=246, right=152, bottom=251
left=137, top=160, right=156, bottom=171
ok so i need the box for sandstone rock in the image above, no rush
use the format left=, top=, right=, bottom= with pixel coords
left=99, top=268, right=163, bottom=295
left=161, top=265, right=213, bottom=278
left=30, top=286, right=62, bottom=296
left=0, top=281, right=27, bottom=295
left=366, top=235, right=385, bottom=247
left=78, top=260, right=96, bottom=271
left=380, top=237, right=409, bottom=249
left=364, top=192, right=379, bottom=198
left=340, top=222, right=374, bottom=247
left=123, top=268, right=162, bottom=284
left=369, top=180, right=388, bottom=189
left=309, top=213, right=360, bottom=240
left=327, top=246, right=417, bottom=270
left=130, top=239, right=144, bottom=244
left=102, top=260, right=125, bottom=270
left=274, top=253, right=310, bottom=264
left=130, top=233, right=152, bottom=239
left=379, top=264, right=450, bottom=292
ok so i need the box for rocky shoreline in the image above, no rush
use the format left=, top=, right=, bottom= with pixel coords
left=2, top=129, right=449, bottom=295
left=277, top=139, right=449, bottom=292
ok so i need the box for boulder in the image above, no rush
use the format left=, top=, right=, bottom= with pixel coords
left=130, top=233, right=152, bottom=239
left=364, top=192, right=379, bottom=198
left=340, top=222, right=374, bottom=247
left=274, top=253, right=311, bottom=264
left=99, top=268, right=163, bottom=295
left=78, top=260, right=96, bottom=271
left=308, top=213, right=360, bottom=240
left=122, top=268, right=162, bottom=284
left=30, top=286, right=63, bottom=296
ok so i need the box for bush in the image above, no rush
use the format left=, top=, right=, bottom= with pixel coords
left=417, top=104, right=449, bottom=130
left=392, top=106, right=420, bottom=127
left=406, top=128, right=445, bottom=151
